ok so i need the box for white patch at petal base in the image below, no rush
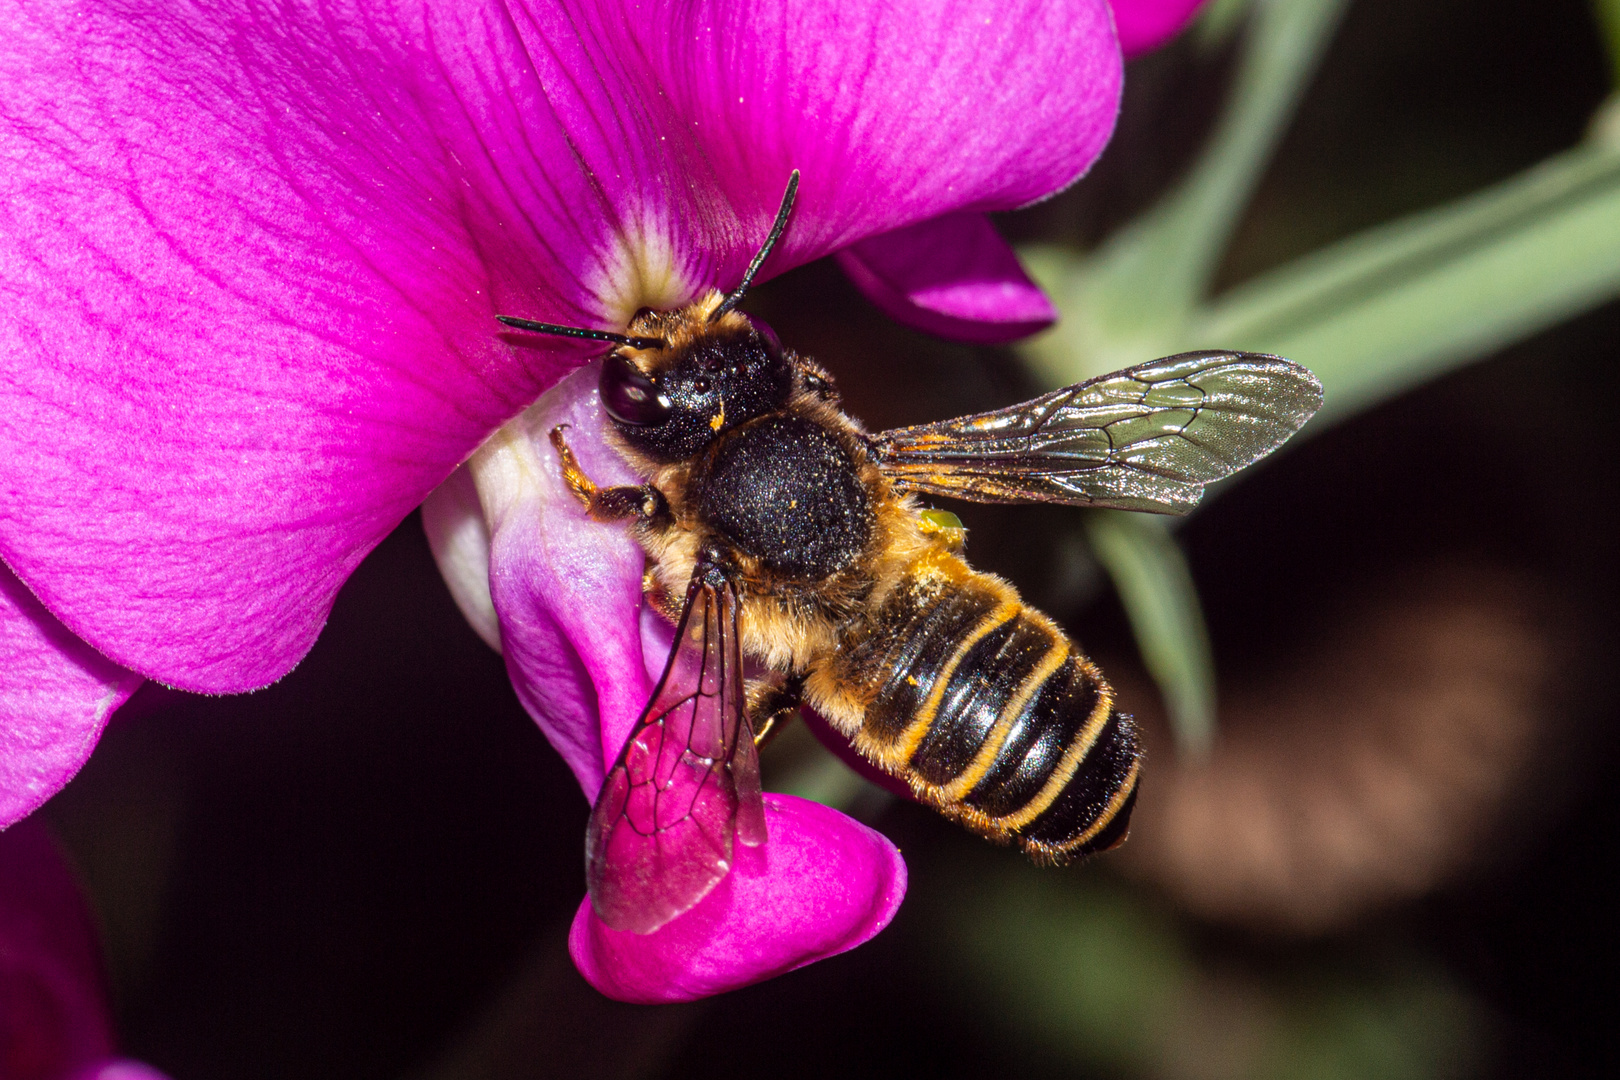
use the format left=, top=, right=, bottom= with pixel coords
left=422, top=465, right=502, bottom=653
left=586, top=217, right=703, bottom=327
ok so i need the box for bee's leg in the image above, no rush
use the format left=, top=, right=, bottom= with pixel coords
left=746, top=674, right=805, bottom=747
left=639, top=566, right=683, bottom=622
left=549, top=426, right=670, bottom=525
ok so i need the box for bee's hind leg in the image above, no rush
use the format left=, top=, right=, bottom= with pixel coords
left=549, top=426, right=670, bottom=526
left=746, top=674, right=805, bottom=747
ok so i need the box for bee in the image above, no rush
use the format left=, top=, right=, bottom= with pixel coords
left=498, top=173, right=1323, bottom=933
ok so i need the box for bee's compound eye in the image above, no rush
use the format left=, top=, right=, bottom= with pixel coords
left=600, top=353, right=671, bottom=427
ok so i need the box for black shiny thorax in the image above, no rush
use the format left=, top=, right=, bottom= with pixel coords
left=599, top=297, right=872, bottom=582
left=687, top=413, right=874, bottom=582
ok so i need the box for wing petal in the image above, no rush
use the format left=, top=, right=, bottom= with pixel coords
left=586, top=560, right=766, bottom=935
left=872, top=351, right=1323, bottom=513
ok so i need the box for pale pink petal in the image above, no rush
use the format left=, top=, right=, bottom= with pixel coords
left=1112, top=0, right=1208, bottom=55
left=0, top=566, right=141, bottom=827
left=421, top=467, right=502, bottom=654
left=473, top=365, right=659, bottom=794
left=0, top=821, right=116, bottom=1077
left=569, top=794, right=906, bottom=1003
left=836, top=214, right=1059, bottom=344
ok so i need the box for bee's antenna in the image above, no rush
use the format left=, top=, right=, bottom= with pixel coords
left=496, top=315, right=666, bottom=351
left=710, top=169, right=800, bottom=323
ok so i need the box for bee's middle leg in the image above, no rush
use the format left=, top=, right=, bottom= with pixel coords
left=746, top=674, right=805, bottom=747
left=549, top=426, right=670, bottom=525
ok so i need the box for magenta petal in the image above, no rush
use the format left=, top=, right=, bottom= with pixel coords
left=569, top=795, right=906, bottom=1003
left=0, top=0, right=596, bottom=691
left=71, top=1063, right=175, bottom=1080
left=1111, top=0, right=1209, bottom=55
left=618, top=0, right=1124, bottom=280
left=0, top=821, right=117, bottom=1077
left=836, top=214, right=1058, bottom=344
left=1, top=565, right=141, bottom=827
left=1, top=0, right=1119, bottom=691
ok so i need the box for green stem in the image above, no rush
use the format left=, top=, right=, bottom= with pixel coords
left=1085, top=511, right=1216, bottom=757
left=1023, top=0, right=1348, bottom=383
left=1595, top=0, right=1620, bottom=87
left=1198, top=142, right=1620, bottom=424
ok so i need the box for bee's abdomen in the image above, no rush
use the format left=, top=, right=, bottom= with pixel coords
left=851, top=562, right=1140, bottom=863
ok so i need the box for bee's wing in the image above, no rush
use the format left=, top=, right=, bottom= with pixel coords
left=585, top=557, right=766, bottom=935
left=871, top=351, right=1323, bottom=514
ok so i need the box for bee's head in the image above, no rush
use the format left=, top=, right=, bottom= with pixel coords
left=601, top=304, right=793, bottom=463
left=495, top=171, right=805, bottom=463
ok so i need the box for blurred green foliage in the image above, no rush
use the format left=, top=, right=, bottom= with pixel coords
left=46, top=2, right=1616, bottom=1076
left=916, top=0, right=1618, bottom=1076
left=1596, top=0, right=1620, bottom=82
left=1085, top=511, right=1216, bottom=756
left=1020, top=0, right=1620, bottom=761
left=929, top=861, right=1479, bottom=1080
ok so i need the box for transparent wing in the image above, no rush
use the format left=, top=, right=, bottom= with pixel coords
left=585, top=558, right=766, bottom=935
left=871, top=351, right=1323, bottom=514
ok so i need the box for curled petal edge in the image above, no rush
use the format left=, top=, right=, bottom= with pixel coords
left=836, top=214, right=1058, bottom=344
left=569, top=794, right=906, bottom=1003
left=1111, top=0, right=1208, bottom=55
left=422, top=467, right=503, bottom=654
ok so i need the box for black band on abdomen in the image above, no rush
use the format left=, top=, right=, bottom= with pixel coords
left=908, top=613, right=1053, bottom=786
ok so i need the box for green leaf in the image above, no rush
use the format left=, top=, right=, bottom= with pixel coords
left=943, top=872, right=1191, bottom=1074
left=932, top=864, right=1481, bottom=1080
left=1199, top=142, right=1620, bottom=424
left=1194, top=0, right=1260, bottom=52
left=759, top=717, right=872, bottom=810
left=1101, top=0, right=1348, bottom=318
left=1595, top=0, right=1620, bottom=85
left=1085, top=510, right=1216, bottom=757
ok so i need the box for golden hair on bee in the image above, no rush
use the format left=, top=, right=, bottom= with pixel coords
left=496, top=170, right=1322, bottom=930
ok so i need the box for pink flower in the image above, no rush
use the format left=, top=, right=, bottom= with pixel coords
left=1, top=0, right=1203, bottom=1001
left=0, top=820, right=171, bottom=1080
left=1111, top=0, right=1207, bottom=55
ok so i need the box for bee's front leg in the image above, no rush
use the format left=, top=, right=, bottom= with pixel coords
left=746, top=674, right=805, bottom=747
left=549, top=426, right=670, bottom=526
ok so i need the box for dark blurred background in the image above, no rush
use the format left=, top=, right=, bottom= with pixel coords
left=41, top=0, right=1620, bottom=1075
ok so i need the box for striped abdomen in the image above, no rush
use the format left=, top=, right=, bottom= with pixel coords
left=844, top=557, right=1140, bottom=863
